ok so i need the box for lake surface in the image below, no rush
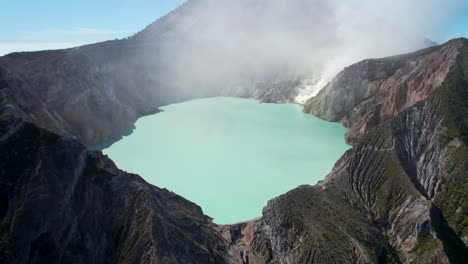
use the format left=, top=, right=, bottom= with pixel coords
left=103, top=97, right=349, bottom=224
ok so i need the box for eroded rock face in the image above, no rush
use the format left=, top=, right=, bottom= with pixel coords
left=245, top=39, right=468, bottom=263
left=232, top=100, right=465, bottom=263
left=0, top=51, right=161, bottom=146
left=304, top=38, right=463, bottom=143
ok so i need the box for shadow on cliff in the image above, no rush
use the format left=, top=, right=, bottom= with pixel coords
left=89, top=124, right=136, bottom=150
left=430, top=206, right=468, bottom=263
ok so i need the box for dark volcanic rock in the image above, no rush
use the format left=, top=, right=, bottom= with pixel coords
left=0, top=120, right=241, bottom=264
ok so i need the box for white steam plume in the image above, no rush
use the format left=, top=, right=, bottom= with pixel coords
left=144, top=0, right=462, bottom=103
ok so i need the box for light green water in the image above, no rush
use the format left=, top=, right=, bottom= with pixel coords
left=103, top=97, right=349, bottom=224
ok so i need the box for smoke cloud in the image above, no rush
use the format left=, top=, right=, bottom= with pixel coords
left=142, top=0, right=462, bottom=103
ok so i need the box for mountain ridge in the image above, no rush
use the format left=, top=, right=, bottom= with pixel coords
left=0, top=0, right=437, bottom=147
left=304, top=38, right=465, bottom=143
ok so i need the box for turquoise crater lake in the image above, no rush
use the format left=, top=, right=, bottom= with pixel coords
left=103, top=97, right=350, bottom=224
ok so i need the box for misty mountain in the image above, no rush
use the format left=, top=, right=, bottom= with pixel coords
left=0, top=0, right=441, bottom=146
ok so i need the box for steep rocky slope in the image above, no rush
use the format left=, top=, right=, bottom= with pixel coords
left=0, top=118, right=242, bottom=264
left=304, top=38, right=462, bottom=142
left=267, top=38, right=468, bottom=263
left=0, top=51, right=162, bottom=147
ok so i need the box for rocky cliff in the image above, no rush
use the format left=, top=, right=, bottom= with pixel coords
left=270, top=38, right=468, bottom=263
left=304, top=38, right=462, bottom=143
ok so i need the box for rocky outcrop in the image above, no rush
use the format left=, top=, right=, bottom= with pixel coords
left=0, top=50, right=162, bottom=146
left=304, top=38, right=463, bottom=143
left=0, top=119, right=242, bottom=264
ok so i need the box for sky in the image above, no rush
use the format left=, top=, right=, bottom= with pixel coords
left=0, top=0, right=186, bottom=55
left=441, top=2, right=468, bottom=41
left=0, top=0, right=467, bottom=56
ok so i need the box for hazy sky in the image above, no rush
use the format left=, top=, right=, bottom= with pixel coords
left=0, top=0, right=466, bottom=56
left=0, top=0, right=186, bottom=55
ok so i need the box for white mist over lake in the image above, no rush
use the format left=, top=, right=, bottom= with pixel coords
left=103, top=97, right=350, bottom=224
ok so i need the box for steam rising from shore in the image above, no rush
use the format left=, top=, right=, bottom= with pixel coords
left=145, top=0, right=461, bottom=102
